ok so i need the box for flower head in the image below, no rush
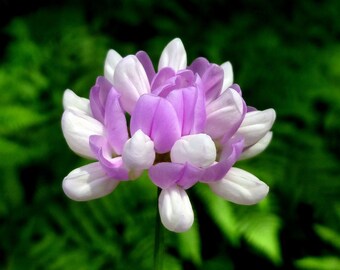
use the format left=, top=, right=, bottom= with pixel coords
left=62, top=38, right=276, bottom=232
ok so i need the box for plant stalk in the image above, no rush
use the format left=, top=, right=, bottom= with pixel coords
left=153, top=187, right=163, bottom=270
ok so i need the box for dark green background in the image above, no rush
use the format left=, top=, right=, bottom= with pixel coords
left=1, top=0, right=340, bottom=269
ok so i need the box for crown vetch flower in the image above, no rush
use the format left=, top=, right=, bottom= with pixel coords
left=61, top=38, right=276, bottom=232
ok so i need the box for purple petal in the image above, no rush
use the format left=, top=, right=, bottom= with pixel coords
left=136, top=51, right=156, bottom=84
left=176, top=163, right=203, bottom=189
left=130, top=95, right=181, bottom=153
left=90, top=76, right=113, bottom=123
left=200, top=138, right=244, bottom=182
left=247, top=106, right=257, bottom=112
left=89, top=135, right=105, bottom=157
left=200, top=64, right=224, bottom=104
left=151, top=67, right=176, bottom=96
left=166, top=86, right=206, bottom=135
left=188, top=57, right=210, bottom=77
left=174, top=70, right=195, bottom=88
left=230, top=84, right=242, bottom=95
left=149, top=162, right=183, bottom=189
left=190, top=58, right=225, bottom=104
left=98, top=155, right=129, bottom=180
left=149, top=162, right=202, bottom=189
left=89, top=135, right=129, bottom=180
left=104, top=89, right=129, bottom=155
left=152, top=69, right=196, bottom=98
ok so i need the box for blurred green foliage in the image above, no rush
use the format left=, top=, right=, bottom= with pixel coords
left=0, top=0, right=340, bottom=269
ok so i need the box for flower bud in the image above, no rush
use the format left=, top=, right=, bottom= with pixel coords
left=104, top=49, right=122, bottom=84
left=158, top=185, right=194, bottom=232
left=122, top=130, right=155, bottom=171
left=209, top=167, right=269, bottom=205
left=63, top=89, right=91, bottom=115
left=170, top=134, right=216, bottom=168
left=63, top=162, right=119, bottom=201
left=61, top=109, right=104, bottom=159
left=239, top=131, right=273, bottom=160
left=236, top=108, right=276, bottom=147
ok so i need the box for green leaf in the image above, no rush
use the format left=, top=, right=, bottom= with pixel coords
left=0, top=106, right=46, bottom=135
left=177, top=220, right=202, bottom=266
left=194, top=184, right=240, bottom=246
left=0, top=167, right=24, bottom=211
left=295, top=256, right=340, bottom=270
left=163, top=254, right=183, bottom=270
left=200, top=256, right=234, bottom=270
left=314, top=224, right=340, bottom=250
left=0, top=137, right=27, bottom=166
left=238, top=211, right=282, bottom=265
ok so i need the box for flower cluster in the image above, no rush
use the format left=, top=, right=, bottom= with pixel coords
left=62, top=38, right=276, bottom=232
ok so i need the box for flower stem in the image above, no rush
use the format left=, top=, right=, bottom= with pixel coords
left=153, top=187, right=163, bottom=270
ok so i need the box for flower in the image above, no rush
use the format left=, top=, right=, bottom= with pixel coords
left=62, top=38, right=276, bottom=232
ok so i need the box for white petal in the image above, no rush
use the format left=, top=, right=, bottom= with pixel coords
left=158, top=38, right=187, bottom=71
left=63, top=89, right=91, bottom=115
left=239, top=131, right=273, bottom=160
left=221, top=61, right=234, bottom=91
left=236, top=108, right=276, bottom=147
left=104, top=49, right=123, bottom=84
left=171, top=134, right=216, bottom=168
left=206, top=88, right=244, bottom=139
left=209, top=167, right=269, bottom=205
left=159, top=186, right=194, bottom=232
left=63, top=162, right=118, bottom=201
left=122, top=129, right=155, bottom=171
left=61, top=109, right=104, bottom=159
left=113, top=55, right=150, bottom=114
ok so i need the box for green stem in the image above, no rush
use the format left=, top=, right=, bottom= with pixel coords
left=153, top=187, right=163, bottom=270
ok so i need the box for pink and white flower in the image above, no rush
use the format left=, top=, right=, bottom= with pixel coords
left=62, top=38, right=276, bottom=232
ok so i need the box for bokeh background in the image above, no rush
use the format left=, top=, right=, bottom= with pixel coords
left=1, top=0, right=340, bottom=269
